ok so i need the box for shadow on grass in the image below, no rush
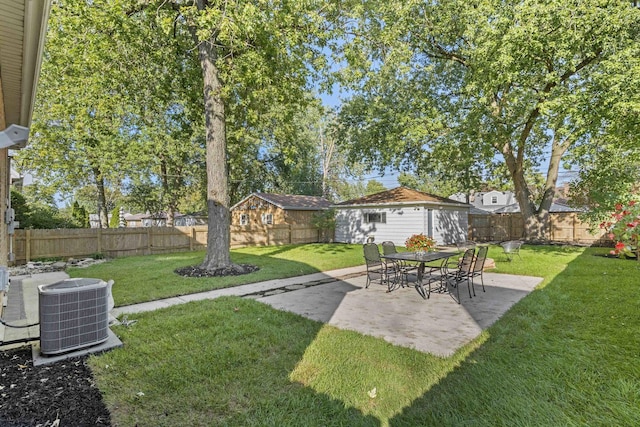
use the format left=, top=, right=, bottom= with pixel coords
left=386, top=247, right=640, bottom=426
left=92, top=297, right=379, bottom=426
left=239, top=242, right=355, bottom=257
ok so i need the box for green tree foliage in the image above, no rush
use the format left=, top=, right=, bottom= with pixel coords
left=21, top=0, right=137, bottom=228
left=311, top=208, right=336, bottom=243
left=365, top=180, right=387, bottom=195
left=125, top=183, right=163, bottom=217
left=569, top=139, right=640, bottom=224
left=338, top=0, right=640, bottom=240
left=72, top=184, right=123, bottom=220
left=332, top=181, right=367, bottom=202
left=121, top=5, right=205, bottom=227
left=10, top=191, right=30, bottom=229
left=21, top=0, right=206, bottom=229
left=12, top=189, right=77, bottom=229
left=397, top=172, right=462, bottom=199
left=250, top=101, right=363, bottom=200
left=140, top=0, right=339, bottom=271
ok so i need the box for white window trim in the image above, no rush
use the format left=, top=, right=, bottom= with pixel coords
left=240, top=214, right=249, bottom=225
left=364, top=212, right=386, bottom=224
left=261, top=213, right=273, bottom=225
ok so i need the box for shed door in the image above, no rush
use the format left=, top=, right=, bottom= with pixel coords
left=427, top=209, right=434, bottom=237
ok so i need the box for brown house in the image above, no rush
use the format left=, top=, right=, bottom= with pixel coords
left=230, top=193, right=331, bottom=226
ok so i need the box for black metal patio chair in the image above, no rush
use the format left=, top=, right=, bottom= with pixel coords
left=442, top=248, right=476, bottom=303
left=363, top=243, right=397, bottom=292
left=470, top=245, right=489, bottom=295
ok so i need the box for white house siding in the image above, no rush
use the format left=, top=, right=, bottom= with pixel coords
left=433, top=207, right=468, bottom=245
left=335, top=205, right=468, bottom=247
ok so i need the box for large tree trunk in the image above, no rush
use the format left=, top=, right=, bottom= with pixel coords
left=502, top=133, right=570, bottom=241
left=197, top=36, right=232, bottom=270
left=502, top=142, right=549, bottom=241
left=93, top=168, right=109, bottom=228
left=159, top=157, right=175, bottom=227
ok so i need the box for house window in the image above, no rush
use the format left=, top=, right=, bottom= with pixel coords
left=240, top=214, right=249, bottom=225
left=365, top=212, right=386, bottom=223
left=261, top=213, right=273, bottom=225
left=491, top=196, right=498, bottom=204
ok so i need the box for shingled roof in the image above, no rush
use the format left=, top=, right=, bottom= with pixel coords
left=232, top=193, right=332, bottom=211
left=335, top=186, right=469, bottom=207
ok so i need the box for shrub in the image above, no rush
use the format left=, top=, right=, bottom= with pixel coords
left=600, top=200, right=640, bottom=260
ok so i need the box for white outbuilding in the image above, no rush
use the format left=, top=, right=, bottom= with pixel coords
left=333, top=186, right=470, bottom=247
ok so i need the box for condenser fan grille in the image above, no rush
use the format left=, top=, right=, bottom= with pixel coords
left=39, top=279, right=110, bottom=355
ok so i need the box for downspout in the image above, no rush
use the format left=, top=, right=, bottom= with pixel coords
left=423, top=206, right=427, bottom=236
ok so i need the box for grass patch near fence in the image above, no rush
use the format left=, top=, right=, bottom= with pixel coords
left=68, top=243, right=365, bottom=306
left=89, top=245, right=640, bottom=426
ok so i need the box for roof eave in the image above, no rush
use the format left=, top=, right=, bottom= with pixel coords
left=281, top=206, right=329, bottom=211
left=333, top=201, right=470, bottom=209
left=21, top=0, right=52, bottom=128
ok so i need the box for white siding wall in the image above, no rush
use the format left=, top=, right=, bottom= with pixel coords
left=433, top=207, right=469, bottom=245
left=335, top=205, right=468, bottom=247
left=335, top=208, right=369, bottom=244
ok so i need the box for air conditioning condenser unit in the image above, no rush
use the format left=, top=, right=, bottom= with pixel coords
left=39, top=278, right=112, bottom=355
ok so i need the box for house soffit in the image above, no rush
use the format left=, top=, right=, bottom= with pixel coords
left=0, top=0, right=51, bottom=128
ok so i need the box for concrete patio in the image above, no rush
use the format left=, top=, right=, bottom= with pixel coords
left=258, top=272, right=542, bottom=356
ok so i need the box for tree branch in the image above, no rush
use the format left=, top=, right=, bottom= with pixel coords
left=517, top=50, right=602, bottom=161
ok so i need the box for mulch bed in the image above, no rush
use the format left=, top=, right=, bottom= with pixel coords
left=175, top=263, right=259, bottom=277
left=0, top=346, right=111, bottom=427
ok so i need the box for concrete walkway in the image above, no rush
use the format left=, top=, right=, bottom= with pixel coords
left=2, top=265, right=543, bottom=359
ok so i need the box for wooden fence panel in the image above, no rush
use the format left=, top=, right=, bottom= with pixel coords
left=490, top=216, right=510, bottom=241
left=11, top=224, right=324, bottom=263
left=469, top=215, right=492, bottom=241
left=469, top=213, right=605, bottom=244
left=550, top=213, right=574, bottom=242
left=147, top=227, right=192, bottom=254
left=99, top=228, right=149, bottom=258
left=267, top=224, right=292, bottom=246
left=291, top=225, right=319, bottom=244
left=13, top=229, right=101, bottom=262
left=230, top=225, right=269, bottom=248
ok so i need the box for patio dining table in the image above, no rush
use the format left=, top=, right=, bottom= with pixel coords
left=381, top=250, right=458, bottom=299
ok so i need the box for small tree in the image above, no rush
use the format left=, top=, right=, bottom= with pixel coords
left=71, top=201, right=90, bottom=228
left=311, top=209, right=336, bottom=243
left=109, top=206, right=120, bottom=228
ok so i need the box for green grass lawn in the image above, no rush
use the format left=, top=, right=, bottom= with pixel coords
left=88, top=244, right=640, bottom=426
left=68, top=243, right=365, bottom=306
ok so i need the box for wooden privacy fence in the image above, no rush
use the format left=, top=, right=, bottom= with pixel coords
left=11, top=224, right=323, bottom=264
left=469, top=213, right=607, bottom=245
